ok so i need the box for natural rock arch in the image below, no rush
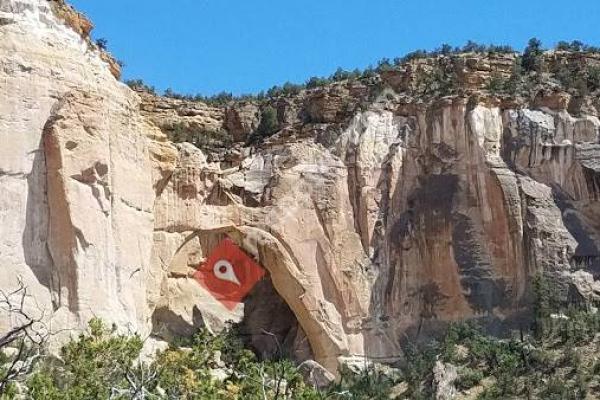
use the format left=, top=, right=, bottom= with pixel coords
left=156, top=225, right=352, bottom=373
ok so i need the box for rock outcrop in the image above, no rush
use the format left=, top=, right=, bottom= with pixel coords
left=2, top=0, right=600, bottom=375
left=0, top=0, right=158, bottom=340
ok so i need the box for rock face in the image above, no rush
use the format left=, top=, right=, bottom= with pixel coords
left=3, top=0, right=600, bottom=375
left=0, top=0, right=159, bottom=338
left=433, top=361, right=458, bottom=400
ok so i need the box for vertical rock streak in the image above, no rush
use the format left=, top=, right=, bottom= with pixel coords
left=2, top=0, right=600, bottom=374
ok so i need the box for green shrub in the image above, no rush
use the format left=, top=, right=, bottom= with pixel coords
left=27, top=318, right=144, bottom=400
left=327, top=365, right=396, bottom=400
left=167, top=123, right=233, bottom=150
left=461, top=40, right=488, bottom=53
left=21, top=321, right=323, bottom=400
left=155, top=328, right=321, bottom=400
left=148, top=39, right=600, bottom=106
left=377, top=58, right=394, bottom=72
left=400, top=341, right=439, bottom=398
left=256, top=106, right=279, bottom=137
left=486, top=44, right=515, bottom=54
left=195, top=91, right=235, bottom=105
left=396, top=49, right=430, bottom=64
left=266, top=83, right=304, bottom=98
left=306, top=76, right=332, bottom=89
left=532, top=274, right=563, bottom=339
left=0, top=349, right=19, bottom=398
left=522, top=37, right=544, bottom=72
left=393, top=41, right=514, bottom=66
left=415, top=63, right=458, bottom=96
left=95, top=38, right=108, bottom=50
left=455, top=367, right=483, bottom=390
left=9, top=302, right=600, bottom=400
left=587, top=66, right=600, bottom=92
left=556, top=40, right=600, bottom=53
left=124, top=79, right=156, bottom=94
left=486, top=74, right=508, bottom=94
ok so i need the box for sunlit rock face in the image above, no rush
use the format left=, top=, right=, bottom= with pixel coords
left=3, top=0, right=600, bottom=374
left=150, top=101, right=600, bottom=370
left=0, top=0, right=161, bottom=337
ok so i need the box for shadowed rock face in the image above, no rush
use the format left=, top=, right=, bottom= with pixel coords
left=137, top=100, right=600, bottom=370
left=239, top=277, right=313, bottom=362
left=3, top=0, right=600, bottom=375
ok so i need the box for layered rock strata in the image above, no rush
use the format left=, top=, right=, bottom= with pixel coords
left=2, top=0, right=600, bottom=374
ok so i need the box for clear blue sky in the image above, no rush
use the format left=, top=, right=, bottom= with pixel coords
left=70, top=0, right=599, bottom=96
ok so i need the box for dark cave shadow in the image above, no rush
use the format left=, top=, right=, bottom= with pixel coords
left=239, top=275, right=313, bottom=362
left=159, top=230, right=314, bottom=362
left=552, top=185, right=600, bottom=277
left=21, top=136, right=56, bottom=303
left=151, top=305, right=205, bottom=342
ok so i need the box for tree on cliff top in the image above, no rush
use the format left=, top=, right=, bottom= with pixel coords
left=522, top=37, right=544, bottom=72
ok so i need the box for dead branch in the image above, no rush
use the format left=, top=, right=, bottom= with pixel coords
left=0, top=279, right=49, bottom=394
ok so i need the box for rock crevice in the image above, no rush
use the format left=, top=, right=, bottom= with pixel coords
left=3, top=0, right=600, bottom=375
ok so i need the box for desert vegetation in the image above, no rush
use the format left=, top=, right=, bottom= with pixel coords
left=124, top=39, right=600, bottom=106
left=0, top=317, right=401, bottom=399
left=163, top=123, right=233, bottom=152
left=3, top=275, right=600, bottom=399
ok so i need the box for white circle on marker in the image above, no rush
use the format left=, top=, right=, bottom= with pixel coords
left=213, top=259, right=241, bottom=286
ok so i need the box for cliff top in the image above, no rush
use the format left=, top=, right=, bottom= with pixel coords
left=48, top=2, right=600, bottom=155
left=48, top=0, right=122, bottom=78
left=129, top=46, right=600, bottom=162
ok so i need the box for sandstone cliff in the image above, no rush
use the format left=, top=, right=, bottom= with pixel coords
left=2, top=0, right=600, bottom=374
left=1, top=0, right=159, bottom=341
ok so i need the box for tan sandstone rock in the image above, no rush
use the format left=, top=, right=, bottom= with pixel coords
left=3, top=0, right=600, bottom=377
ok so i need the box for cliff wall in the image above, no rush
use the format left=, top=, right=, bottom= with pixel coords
left=2, top=0, right=600, bottom=373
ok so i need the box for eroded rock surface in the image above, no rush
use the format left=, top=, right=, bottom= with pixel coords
left=2, top=0, right=600, bottom=375
left=0, top=0, right=157, bottom=338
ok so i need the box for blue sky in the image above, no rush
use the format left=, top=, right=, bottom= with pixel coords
left=70, top=0, right=599, bottom=96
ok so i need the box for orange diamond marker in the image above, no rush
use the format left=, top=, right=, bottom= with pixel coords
left=193, top=238, right=265, bottom=310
